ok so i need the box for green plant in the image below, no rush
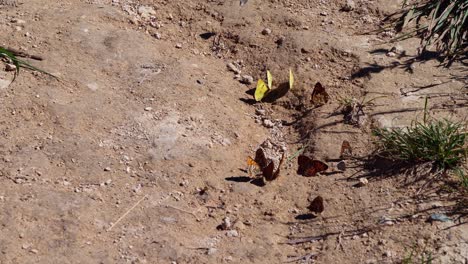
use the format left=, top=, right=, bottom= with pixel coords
left=374, top=119, right=466, bottom=170
left=389, top=0, right=467, bottom=61
left=0, top=46, right=56, bottom=81
left=402, top=247, right=434, bottom=264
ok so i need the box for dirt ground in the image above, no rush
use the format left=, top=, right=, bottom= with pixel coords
left=0, top=0, right=466, bottom=263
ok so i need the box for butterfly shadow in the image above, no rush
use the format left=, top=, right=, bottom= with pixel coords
left=295, top=214, right=317, bottom=220
left=225, top=176, right=266, bottom=187
left=262, top=82, right=290, bottom=103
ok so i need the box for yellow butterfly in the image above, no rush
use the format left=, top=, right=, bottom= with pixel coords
left=289, top=69, right=294, bottom=90
left=255, top=70, right=273, bottom=102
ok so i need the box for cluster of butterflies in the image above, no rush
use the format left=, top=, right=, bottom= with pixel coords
left=254, top=70, right=294, bottom=102
left=247, top=140, right=352, bottom=214
left=254, top=69, right=330, bottom=107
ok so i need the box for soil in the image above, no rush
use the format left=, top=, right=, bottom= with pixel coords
left=0, top=0, right=466, bottom=263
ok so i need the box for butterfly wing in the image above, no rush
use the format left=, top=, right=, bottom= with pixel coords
left=262, top=160, right=275, bottom=180
left=297, top=155, right=312, bottom=175
left=267, top=70, right=273, bottom=90
left=255, top=148, right=269, bottom=169
left=308, top=196, right=324, bottom=214
left=289, top=69, right=294, bottom=90
left=254, top=79, right=270, bottom=102
left=247, top=156, right=260, bottom=176
left=340, top=140, right=352, bottom=159
left=298, top=155, right=328, bottom=177
left=264, top=153, right=285, bottom=181
left=311, top=82, right=329, bottom=106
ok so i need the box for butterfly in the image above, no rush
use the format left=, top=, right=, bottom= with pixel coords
left=254, top=70, right=273, bottom=102
left=308, top=196, right=324, bottom=214
left=311, top=82, right=329, bottom=106
left=340, top=140, right=352, bottom=159
left=289, top=69, right=294, bottom=90
left=297, top=155, right=328, bottom=177
left=247, top=156, right=260, bottom=176
left=262, top=153, right=285, bottom=181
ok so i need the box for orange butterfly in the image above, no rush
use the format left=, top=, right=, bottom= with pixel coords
left=340, top=140, right=352, bottom=159
left=311, top=82, right=330, bottom=106
left=297, top=155, right=328, bottom=177
left=308, top=196, right=324, bottom=214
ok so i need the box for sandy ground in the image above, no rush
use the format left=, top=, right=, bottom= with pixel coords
left=0, top=0, right=466, bottom=263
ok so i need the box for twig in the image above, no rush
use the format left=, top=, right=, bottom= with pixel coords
left=164, top=205, right=198, bottom=216
left=285, top=252, right=317, bottom=263
left=286, top=234, right=332, bottom=245
left=107, top=195, right=147, bottom=232
left=335, top=230, right=345, bottom=252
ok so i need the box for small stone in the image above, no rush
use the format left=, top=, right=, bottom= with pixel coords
left=105, top=179, right=112, bottom=185
left=383, top=251, right=393, bottom=257
left=152, top=32, right=161, bottom=39
left=219, top=217, right=232, bottom=230
left=104, top=167, right=111, bottom=172
left=11, top=18, right=26, bottom=24
left=356, top=178, right=368, bottom=187
left=390, top=45, right=404, bottom=54
left=138, top=6, right=156, bottom=19
left=226, top=230, right=239, bottom=237
left=227, top=62, right=241, bottom=74
left=144, top=107, right=153, bottom=111
left=386, top=51, right=396, bottom=57
left=30, top=249, right=39, bottom=254
left=196, top=79, right=204, bottom=85
left=255, top=109, right=266, bottom=115
left=175, top=43, right=182, bottom=49
left=5, top=64, right=16, bottom=72
left=275, top=36, right=286, bottom=46
left=263, top=119, right=274, bottom=128
left=261, top=28, right=272, bottom=35
left=241, top=75, right=254, bottom=84
left=337, top=161, right=346, bottom=171
left=320, top=11, right=328, bottom=16
left=207, top=248, right=217, bottom=255
left=342, top=0, right=355, bottom=11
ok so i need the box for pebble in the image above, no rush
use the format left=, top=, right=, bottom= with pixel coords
left=151, top=32, right=161, bottom=39
left=104, top=167, right=111, bottom=172
left=226, top=230, right=239, bottom=237
left=386, top=51, right=396, bottom=57
left=220, top=216, right=232, bottom=230
left=357, top=178, right=368, bottom=187
left=11, top=18, right=26, bottom=24
left=255, top=109, right=266, bottom=116
left=241, top=75, right=254, bottom=84
left=320, top=11, right=328, bottom=16
left=263, top=119, right=274, bottom=128
left=337, top=161, right=346, bottom=171
left=227, top=62, right=241, bottom=74
left=390, top=45, right=404, bottom=54
left=175, top=43, right=182, bottom=49
left=30, top=249, right=39, bottom=254
left=138, top=6, right=156, bottom=19
left=342, top=0, right=355, bottom=11
left=207, top=247, right=217, bottom=255
left=144, top=107, right=153, bottom=111
left=5, top=64, right=17, bottom=72
left=261, top=28, right=272, bottom=35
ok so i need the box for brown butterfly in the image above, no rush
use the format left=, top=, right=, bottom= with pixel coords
left=311, top=82, right=330, bottom=106
left=340, top=140, right=352, bottom=159
left=255, top=148, right=269, bottom=169
left=297, top=155, right=328, bottom=177
left=262, top=153, right=285, bottom=181
left=308, top=196, right=324, bottom=214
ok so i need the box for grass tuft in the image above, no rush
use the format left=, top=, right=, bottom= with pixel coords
left=373, top=119, right=467, bottom=170
left=0, top=46, right=56, bottom=81
left=388, top=0, right=467, bottom=62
